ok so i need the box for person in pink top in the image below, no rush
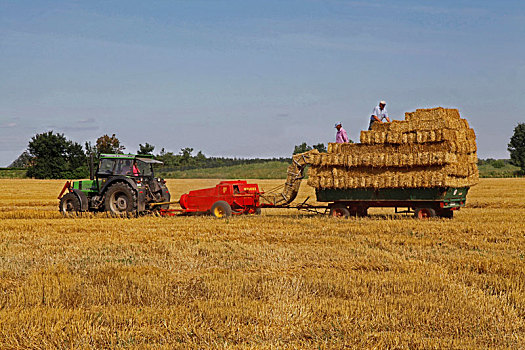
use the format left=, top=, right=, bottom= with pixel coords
left=335, top=122, right=349, bottom=143
left=132, top=160, right=140, bottom=176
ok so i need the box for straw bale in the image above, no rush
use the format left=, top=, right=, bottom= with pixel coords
left=306, top=107, right=477, bottom=190
left=329, top=154, right=338, bottom=165
left=308, top=164, right=479, bottom=189
left=410, top=119, right=467, bottom=131
left=310, top=152, right=322, bottom=166
left=405, top=107, right=460, bottom=122
left=371, top=122, right=391, bottom=132
left=467, top=128, right=476, bottom=141
left=359, top=131, right=369, bottom=144
left=388, top=120, right=412, bottom=133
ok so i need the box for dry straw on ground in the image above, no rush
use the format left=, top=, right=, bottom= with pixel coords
left=0, top=178, right=524, bottom=348
left=308, top=107, right=479, bottom=189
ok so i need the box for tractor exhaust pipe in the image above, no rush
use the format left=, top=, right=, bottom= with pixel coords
left=89, top=154, right=94, bottom=180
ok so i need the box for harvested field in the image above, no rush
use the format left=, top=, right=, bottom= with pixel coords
left=0, top=178, right=524, bottom=348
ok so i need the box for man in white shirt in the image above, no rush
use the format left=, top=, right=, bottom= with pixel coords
left=369, top=100, right=391, bottom=130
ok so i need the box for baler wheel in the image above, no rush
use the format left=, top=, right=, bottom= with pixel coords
left=105, top=183, right=136, bottom=215
left=211, top=201, right=232, bottom=218
left=59, top=193, right=80, bottom=215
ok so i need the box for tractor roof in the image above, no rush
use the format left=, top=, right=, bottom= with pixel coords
left=136, top=157, right=163, bottom=164
left=100, top=153, right=156, bottom=160
left=99, top=154, right=163, bottom=165
left=100, top=154, right=135, bottom=159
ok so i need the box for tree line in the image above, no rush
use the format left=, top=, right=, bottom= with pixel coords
left=9, top=132, right=310, bottom=179
left=9, top=124, right=525, bottom=179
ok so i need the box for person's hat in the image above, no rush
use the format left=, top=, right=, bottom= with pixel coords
left=334, top=122, right=342, bottom=128
left=380, top=100, right=387, bottom=105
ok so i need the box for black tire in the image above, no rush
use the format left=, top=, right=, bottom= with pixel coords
left=254, top=207, right=262, bottom=215
left=330, top=204, right=350, bottom=218
left=211, top=201, right=232, bottom=218
left=59, top=193, right=80, bottom=215
left=159, top=183, right=171, bottom=210
left=104, top=183, right=136, bottom=215
left=158, top=191, right=171, bottom=210
left=414, top=207, right=436, bottom=219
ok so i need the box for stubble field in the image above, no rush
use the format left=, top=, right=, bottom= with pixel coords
left=0, top=178, right=524, bottom=349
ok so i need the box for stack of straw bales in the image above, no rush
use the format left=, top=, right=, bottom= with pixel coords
left=306, top=107, right=479, bottom=189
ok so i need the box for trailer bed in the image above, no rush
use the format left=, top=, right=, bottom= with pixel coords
left=315, top=187, right=469, bottom=218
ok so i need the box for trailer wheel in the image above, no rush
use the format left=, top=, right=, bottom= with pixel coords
left=415, top=207, right=436, bottom=219
left=59, top=193, right=80, bottom=215
left=330, top=204, right=350, bottom=218
left=211, top=201, right=232, bottom=218
left=254, top=207, right=262, bottom=215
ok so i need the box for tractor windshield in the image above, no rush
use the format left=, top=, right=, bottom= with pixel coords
left=98, top=158, right=116, bottom=175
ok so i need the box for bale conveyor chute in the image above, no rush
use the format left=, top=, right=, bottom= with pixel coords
left=260, top=150, right=318, bottom=206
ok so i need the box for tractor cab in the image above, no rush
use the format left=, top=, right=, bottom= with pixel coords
left=96, top=154, right=162, bottom=179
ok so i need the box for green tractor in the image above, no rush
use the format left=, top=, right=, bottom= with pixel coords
left=58, top=154, right=170, bottom=215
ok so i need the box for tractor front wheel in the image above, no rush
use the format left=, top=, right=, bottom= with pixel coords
left=59, top=193, right=80, bottom=215
left=211, top=201, right=232, bottom=218
left=105, top=183, right=136, bottom=215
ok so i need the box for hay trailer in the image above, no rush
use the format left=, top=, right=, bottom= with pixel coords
left=317, top=186, right=469, bottom=219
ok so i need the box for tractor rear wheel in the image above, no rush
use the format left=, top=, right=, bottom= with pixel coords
left=105, top=183, right=136, bottom=215
left=211, top=201, right=232, bottom=218
left=59, top=193, right=80, bottom=215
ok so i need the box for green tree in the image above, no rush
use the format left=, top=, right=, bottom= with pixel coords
left=96, top=134, right=125, bottom=154
left=293, top=142, right=312, bottom=154
left=508, top=123, right=525, bottom=173
left=312, top=143, right=327, bottom=153
left=195, top=151, right=206, bottom=163
left=138, top=143, right=155, bottom=155
left=156, top=148, right=181, bottom=167
left=26, top=131, right=88, bottom=179
left=179, top=147, right=194, bottom=165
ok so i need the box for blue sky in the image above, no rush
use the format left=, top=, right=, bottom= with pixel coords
left=1, top=0, right=524, bottom=165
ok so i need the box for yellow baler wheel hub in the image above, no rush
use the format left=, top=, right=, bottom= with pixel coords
left=214, top=207, right=224, bottom=217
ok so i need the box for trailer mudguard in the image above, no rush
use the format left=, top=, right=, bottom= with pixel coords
left=71, top=189, right=89, bottom=212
